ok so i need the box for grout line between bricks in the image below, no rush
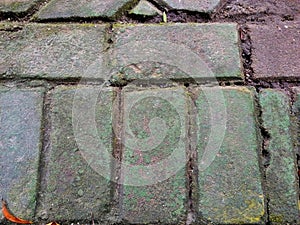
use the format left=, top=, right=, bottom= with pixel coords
left=253, top=89, right=271, bottom=225
left=289, top=89, right=300, bottom=201
left=185, top=87, right=212, bottom=225
left=34, top=86, right=54, bottom=222
left=112, top=87, right=125, bottom=221
left=186, top=86, right=196, bottom=225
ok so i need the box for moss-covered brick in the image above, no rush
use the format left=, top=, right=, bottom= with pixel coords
left=110, top=23, right=242, bottom=85
left=154, top=0, right=221, bottom=14
left=259, top=89, right=299, bottom=224
left=37, top=86, right=115, bottom=221
left=0, top=87, right=44, bottom=221
left=194, top=87, right=264, bottom=224
left=35, top=0, right=138, bottom=20
left=120, top=86, right=188, bottom=224
left=129, top=0, right=162, bottom=17
left=0, top=0, right=39, bottom=13
left=0, top=23, right=108, bottom=80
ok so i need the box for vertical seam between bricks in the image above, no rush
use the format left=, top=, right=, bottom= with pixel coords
left=254, top=89, right=271, bottom=225
left=33, top=87, right=54, bottom=221
left=186, top=86, right=195, bottom=225
left=112, top=86, right=125, bottom=221
left=185, top=87, right=209, bottom=225
left=291, top=89, right=300, bottom=201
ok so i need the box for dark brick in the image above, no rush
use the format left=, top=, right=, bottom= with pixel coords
left=0, top=87, right=44, bottom=220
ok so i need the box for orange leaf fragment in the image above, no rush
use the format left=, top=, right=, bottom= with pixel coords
left=1, top=199, right=33, bottom=224
left=46, top=223, right=60, bottom=225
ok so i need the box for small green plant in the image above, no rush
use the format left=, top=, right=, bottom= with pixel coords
left=163, top=11, right=167, bottom=23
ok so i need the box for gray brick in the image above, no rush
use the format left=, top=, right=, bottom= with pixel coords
left=37, top=86, right=115, bottom=221
left=0, top=23, right=108, bottom=80
left=120, top=87, right=188, bottom=224
left=0, top=87, right=44, bottom=220
left=129, top=0, right=162, bottom=17
left=259, top=89, right=299, bottom=224
left=154, top=0, right=221, bottom=13
left=35, top=0, right=137, bottom=20
left=110, top=23, right=242, bottom=84
left=194, top=87, right=264, bottom=224
left=0, top=0, right=39, bottom=13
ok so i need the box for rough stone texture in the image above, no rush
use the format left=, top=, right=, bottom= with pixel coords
left=154, top=0, right=221, bottom=13
left=194, top=87, right=264, bottom=224
left=0, top=0, right=39, bottom=13
left=129, top=0, right=162, bottom=17
left=120, top=87, right=188, bottom=224
left=35, top=0, right=138, bottom=20
left=217, top=0, right=300, bottom=20
left=249, top=21, right=300, bottom=80
left=0, top=87, right=44, bottom=220
left=0, top=23, right=108, bottom=80
left=259, top=89, right=299, bottom=224
left=37, top=86, right=115, bottom=221
left=110, top=23, right=242, bottom=84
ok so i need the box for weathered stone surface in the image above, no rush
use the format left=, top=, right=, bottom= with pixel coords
left=249, top=21, right=300, bottom=80
left=110, top=23, right=242, bottom=84
left=129, top=0, right=162, bottom=17
left=259, top=89, right=299, bottom=224
left=120, top=87, right=188, bottom=224
left=217, top=0, right=300, bottom=19
left=0, top=0, right=39, bottom=13
left=37, top=86, right=115, bottom=221
left=194, top=87, right=264, bottom=224
left=35, top=0, right=138, bottom=20
left=0, top=87, right=44, bottom=220
left=154, top=0, right=221, bottom=13
left=0, top=23, right=108, bottom=80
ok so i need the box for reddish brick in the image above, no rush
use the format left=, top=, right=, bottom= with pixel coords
left=249, top=21, right=300, bottom=80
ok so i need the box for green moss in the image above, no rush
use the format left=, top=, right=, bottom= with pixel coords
left=270, top=215, right=284, bottom=223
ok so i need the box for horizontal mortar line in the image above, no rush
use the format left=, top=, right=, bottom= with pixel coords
left=0, top=11, right=285, bottom=24
left=1, top=77, right=299, bottom=90
left=32, top=16, right=114, bottom=23
left=0, top=77, right=245, bottom=83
